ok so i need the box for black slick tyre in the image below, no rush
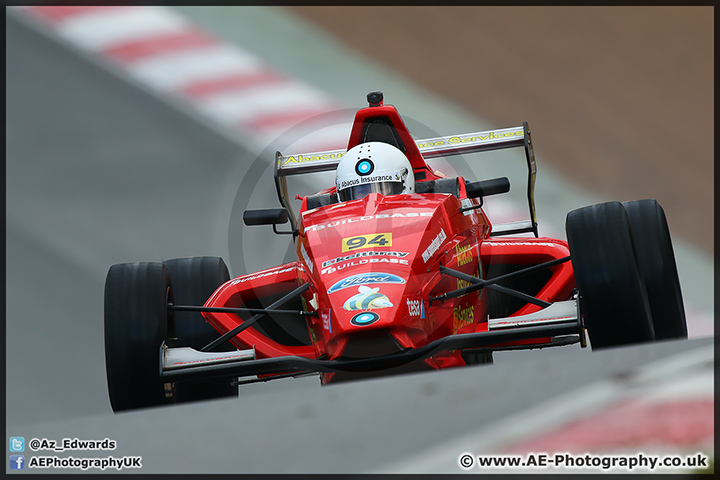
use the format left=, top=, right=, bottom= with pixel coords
left=163, top=257, right=238, bottom=402
left=622, top=199, right=687, bottom=340
left=566, top=201, right=655, bottom=349
left=104, top=262, right=173, bottom=412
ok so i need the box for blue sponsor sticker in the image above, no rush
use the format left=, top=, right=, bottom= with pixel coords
left=328, top=272, right=405, bottom=293
left=350, top=312, right=380, bottom=326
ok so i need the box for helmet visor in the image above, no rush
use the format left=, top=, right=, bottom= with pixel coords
left=338, top=181, right=405, bottom=201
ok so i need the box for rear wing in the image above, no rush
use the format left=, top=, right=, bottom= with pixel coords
left=274, top=122, right=538, bottom=237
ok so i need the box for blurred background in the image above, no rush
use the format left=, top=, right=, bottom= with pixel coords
left=6, top=5, right=713, bottom=474
left=288, top=6, right=713, bottom=253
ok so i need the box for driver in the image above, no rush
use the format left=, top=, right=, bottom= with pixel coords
left=335, top=142, right=415, bottom=201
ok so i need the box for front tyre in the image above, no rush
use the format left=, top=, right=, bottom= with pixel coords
left=163, top=257, right=238, bottom=402
left=566, top=201, right=655, bottom=349
left=622, top=199, right=687, bottom=340
left=104, top=262, right=173, bottom=412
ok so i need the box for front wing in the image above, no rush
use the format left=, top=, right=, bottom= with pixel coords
left=160, top=299, right=584, bottom=383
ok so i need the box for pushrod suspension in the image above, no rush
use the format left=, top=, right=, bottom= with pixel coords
left=431, top=255, right=571, bottom=304
left=169, top=304, right=317, bottom=317
left=199, top=282, right=310, bottom=352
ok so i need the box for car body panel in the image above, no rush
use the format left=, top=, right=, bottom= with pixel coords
left=197, top=95, right=577, bottom=384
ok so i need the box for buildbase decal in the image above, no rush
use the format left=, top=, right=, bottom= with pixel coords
left=231, top=266, right=295, bottom=284
left=304, top=212, right=432, bottom=232
left=321, top=253, right=410, bottom=275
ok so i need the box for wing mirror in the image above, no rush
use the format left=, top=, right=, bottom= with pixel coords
left=243, top=208, right=296, bottom=236
left=460, top=177, right=511, bottom=214
left=243, top=208, right=289, bottom=226
left=466, top=177, right=510, bottom=199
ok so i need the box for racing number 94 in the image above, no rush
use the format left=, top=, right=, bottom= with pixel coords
left=342, top=233, right=392, bottom=252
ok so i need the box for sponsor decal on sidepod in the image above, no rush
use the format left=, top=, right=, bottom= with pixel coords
left=300, top=242, right=313, bottom=273
left=422, top=229, right=447, bottom=263
left=407, top=298, right=425, bottom=318
left=231, top=266, right=295, bottom=284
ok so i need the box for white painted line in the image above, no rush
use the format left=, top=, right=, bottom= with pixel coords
left=640, top=370, right=713, bottom=402
left=621, top=342, right=714, bottom=385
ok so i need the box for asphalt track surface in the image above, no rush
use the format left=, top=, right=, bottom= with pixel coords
left=5, top=8, right=714, bottom=475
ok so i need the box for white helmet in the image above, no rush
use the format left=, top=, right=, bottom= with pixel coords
left=335, top=142, right=414, bottom=202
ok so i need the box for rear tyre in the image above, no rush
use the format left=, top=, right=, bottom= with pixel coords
left=104, top=262, right=173, bottom=412
left=163, top=257, right=238, bottom=402
left=622, top=199, right=687, bottom=340
left=566, top=201, right=655, bottom=349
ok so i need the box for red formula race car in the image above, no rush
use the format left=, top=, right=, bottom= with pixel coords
left=104, top=92, right=687, bottom=412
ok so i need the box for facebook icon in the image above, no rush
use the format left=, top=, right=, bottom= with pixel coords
left=10, top=455, right=24, bottom=470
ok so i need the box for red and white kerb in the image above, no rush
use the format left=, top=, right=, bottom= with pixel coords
left=15, top=5, right=349, bottom=151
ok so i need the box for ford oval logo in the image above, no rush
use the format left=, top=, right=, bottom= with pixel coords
left=328, top=272, right=405, bottom=293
